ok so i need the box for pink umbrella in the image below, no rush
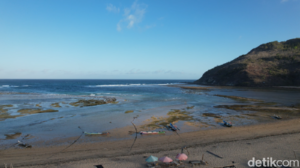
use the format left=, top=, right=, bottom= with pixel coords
left=176, top=153, right=188, bottom=161
left=159, top=156, right=173, bottom=163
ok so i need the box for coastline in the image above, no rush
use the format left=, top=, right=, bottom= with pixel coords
left=1, top=83, right=300, bottom=167
left=2, top=117, right=300, bottom=167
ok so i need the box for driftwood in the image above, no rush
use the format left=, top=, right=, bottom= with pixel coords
left=129, top=118, right=138, bottom=152
left=207, top=150, right=223, bottom=159
left=48, top=126, right=84, bottom=159
left=59, top=126, right=84, bottom=153
left=214, top=165, right=236, bottom=168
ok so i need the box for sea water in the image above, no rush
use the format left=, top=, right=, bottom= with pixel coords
left=0, top=79, right=300, bottom=147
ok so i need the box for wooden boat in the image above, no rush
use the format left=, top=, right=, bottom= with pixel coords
left=84, top=131, right=110, bottom=135
left=18, top=140, right=32, bottom=148
left=223, top=120, right=232, bottom=127
left=273, top=115, right=282, bottom=119
left=140, top=131, right=165, bottom=135
left=168, top=123, right=180, bottom=131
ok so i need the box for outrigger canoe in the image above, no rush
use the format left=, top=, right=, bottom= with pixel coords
left=273, top=115, right=282, bottom=119
left=140, top=131, right=165, bottom=135
left=84, top=131, right=110, bottom=135
left=223, top=120, right=232, bottom=127
left=168, top=123, right=180, bottom=131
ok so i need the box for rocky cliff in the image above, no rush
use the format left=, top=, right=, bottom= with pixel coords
left=194, top=38, right=300, bottom=86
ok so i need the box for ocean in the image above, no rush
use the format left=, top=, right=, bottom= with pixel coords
left=0, top=79, right=192, bottom=95
left=1, top=79, right=300, bottom=147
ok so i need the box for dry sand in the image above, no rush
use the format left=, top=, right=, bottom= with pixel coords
left=1, top=118, right=300, bottom=168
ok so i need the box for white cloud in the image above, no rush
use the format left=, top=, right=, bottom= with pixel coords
left=115, top=1, right=147, bottom=31
left=106, top=4, right=120, bottom=13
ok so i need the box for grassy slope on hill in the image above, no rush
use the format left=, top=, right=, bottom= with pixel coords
left=194, top=38, right=300, bottom=86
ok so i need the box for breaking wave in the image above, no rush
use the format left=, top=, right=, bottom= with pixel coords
left=86, top=83, right=182, bottom=87
left=0, top=85, right=19, bottom=88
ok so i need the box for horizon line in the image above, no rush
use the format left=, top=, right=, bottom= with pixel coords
left=0, top=79, right=197, bottom=80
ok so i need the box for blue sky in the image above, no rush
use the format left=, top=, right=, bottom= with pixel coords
left=0, top=0, right=299, bottom=79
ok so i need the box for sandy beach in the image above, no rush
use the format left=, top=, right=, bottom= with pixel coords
left=1, top=83, right=300, bottom=168
left=1, top=0, right=300, bottom=167
left=1, top=117, right=300, bottom=168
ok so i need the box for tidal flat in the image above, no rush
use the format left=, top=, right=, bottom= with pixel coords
left=1, top=81, right=300, bottom=168
left=1, top=83, right=300, bottom=148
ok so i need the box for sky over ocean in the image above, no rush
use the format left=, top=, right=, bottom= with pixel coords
left=0, top=0, right=299, bottom=79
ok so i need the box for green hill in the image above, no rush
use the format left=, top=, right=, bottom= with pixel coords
left=194, top=38, right=300, bottom=86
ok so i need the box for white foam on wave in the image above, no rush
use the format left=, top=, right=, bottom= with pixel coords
left=86, top=83, right=182, bottom=87
left=156, top=84, right=170, bottom=85
left=0, top=85, right=19, bottom=88
left=87, top=84, right=137, bottom=87
left=129, top=84, right=143, bottom=86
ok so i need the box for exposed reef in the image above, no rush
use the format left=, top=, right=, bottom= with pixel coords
left=214, top=94, right=263, bottom=102
left=202, top=113, right=221, bottom=118
left=186, top=106, right=195, bottom=109
left=215, top=104, right=300, bottom=114
left=51, top=103, right=61, bottom=108
left=105, top=97, right=117, bottom=103
left=141, top=109, right=195, bottom=129
left=5, top=132, right=22, bottom=139
left=70, top=99, right=106, bottom=107
left=125, top=110, right=134, bottom=114
left=0, top=105, right=21, bottom=121
left=69, top=98, right=117, bottom=107
left=17, top=109, right=59, bottom=114
left=0, top=105, right=13, bottom=108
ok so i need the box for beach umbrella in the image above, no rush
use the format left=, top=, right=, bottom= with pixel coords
left=159, top=156, right=173, bottom=163
left=145, top=155, right=158, bottom=163
left=176, top=153, right=188, bottom=161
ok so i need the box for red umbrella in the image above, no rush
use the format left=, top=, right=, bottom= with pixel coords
left=159, top=156, right=173, bottom=163
left=176, top=153, right=188, bottom=161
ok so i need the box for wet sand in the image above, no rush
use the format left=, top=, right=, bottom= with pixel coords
left=1, top=118, right=300, bottom=167
left=1, top=86, right=300, bottom=167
